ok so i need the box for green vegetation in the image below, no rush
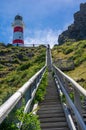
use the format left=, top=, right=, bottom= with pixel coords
left=17, top=112, right=41, bottom=130
left=35, top=70, right=48, bottom=102
left=0, top=107, right=41, bottom=130
left=0, top=70, right=48, bottom=130
left=52, top=40, right=86, bottom=66
left=0, top=43, right=48, bottom=129
left=52, top=40, right=86, bottom=89
left=0, top=43, right=46, bottom=105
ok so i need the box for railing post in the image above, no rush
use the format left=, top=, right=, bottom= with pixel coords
left=17, top=97, right=23, bottom=109
left=74, top=89, right=82, bottom=116
left=61, top=78, right=72, bottom=111
left=74, top=89, right=83, bottom=130
left=25, top=88, right=31, bottom=104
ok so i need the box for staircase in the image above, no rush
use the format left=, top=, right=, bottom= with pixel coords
left=0, top=45, right=85, bottom=129
left=37, top=72, right=70, bottom=130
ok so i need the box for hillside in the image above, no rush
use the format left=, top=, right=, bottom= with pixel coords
left=52, top=40, right=86, bottom=89
left=0, top=43, right=46, bottom=105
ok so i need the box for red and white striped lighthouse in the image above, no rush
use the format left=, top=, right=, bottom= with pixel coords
left=12, top=15, right=24, bottom=45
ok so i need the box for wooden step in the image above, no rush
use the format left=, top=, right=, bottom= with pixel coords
left=39, top=113, right=65, bottom=118
left=42, top=127, right=69, bottom=130
left=41, top=122, right=68, bottom=128
left=39, top=104, right=62, bottom=108
left=39, top=117, right=67, bottom=123
left=38, top=109, right=64, bottom=114
left=39, top=106, right=63, bottom=111
left=40, top=102, right=60, bottom=106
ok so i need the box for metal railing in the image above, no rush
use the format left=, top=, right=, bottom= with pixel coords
left=53, top=65, right=86, bottom=130
left=0, top=65, right=46, bottom=124
left=46, top=45, right=52, bottom=71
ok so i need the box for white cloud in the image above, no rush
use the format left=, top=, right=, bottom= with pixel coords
left=0, top=0, right=85, bottom=45
left=24, top=29, right=62, bottom=48
left=24, top=19, right=73, bottom=48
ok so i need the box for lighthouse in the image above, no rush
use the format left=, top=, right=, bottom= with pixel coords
left=12, top=15, right=24, bottom=45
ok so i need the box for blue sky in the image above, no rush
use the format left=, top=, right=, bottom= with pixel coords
left=0, top=0, right=86, bottom=47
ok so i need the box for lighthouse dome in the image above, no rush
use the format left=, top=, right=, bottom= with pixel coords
left=15, top=15, right=22, bottom=20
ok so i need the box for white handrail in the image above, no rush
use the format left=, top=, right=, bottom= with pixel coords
left=53, top=65, right=86, bottom=130
left=53, top=65, right=86, bottom=96
left=0, top=65, right=46, bottom=124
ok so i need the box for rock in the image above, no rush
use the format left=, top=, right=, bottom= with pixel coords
left=58, top=3, right=86, bottom=45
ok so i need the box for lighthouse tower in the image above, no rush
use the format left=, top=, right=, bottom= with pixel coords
left=12, top=15, right=24, bottom=45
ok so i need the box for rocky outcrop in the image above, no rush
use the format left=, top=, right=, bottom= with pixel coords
left=58, top=3, right=86, bottom=45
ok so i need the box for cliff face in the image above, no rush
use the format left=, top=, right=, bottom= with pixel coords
left=58, top=3, right=86, bottom=45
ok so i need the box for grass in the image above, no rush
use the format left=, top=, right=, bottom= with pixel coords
left=0, top=43, right=47, bottom=129
left=35, top=70, right=48, bottom=103
left=52, top=40, right=86, bottom=89
left=0, top=43, right=46, bottom=105
left=66, top=62, right=86, bottom=89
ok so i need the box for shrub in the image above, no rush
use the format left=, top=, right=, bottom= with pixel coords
left=16, top=109, right=41, bottom=130
left=11, top=58, right=20, bottom=64
left=0, top=119, right=18, bottom=130
left=78, top=41, right=86, bottom=48
left=63, top=48, right=73, bottom=54
left=0, top=64, right=4, bottom=69
left=0, top=108, right=41, bottom=130
left=17, top=62, right=31, bottom=71
left=34, top=53, right=45, bottom=64
left=75, top=54, right=86, bottom=66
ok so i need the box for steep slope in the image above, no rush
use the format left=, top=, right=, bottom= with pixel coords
left=0, top=43, right=46, bottom=105
left=52, top=40, right=86, bottom=89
